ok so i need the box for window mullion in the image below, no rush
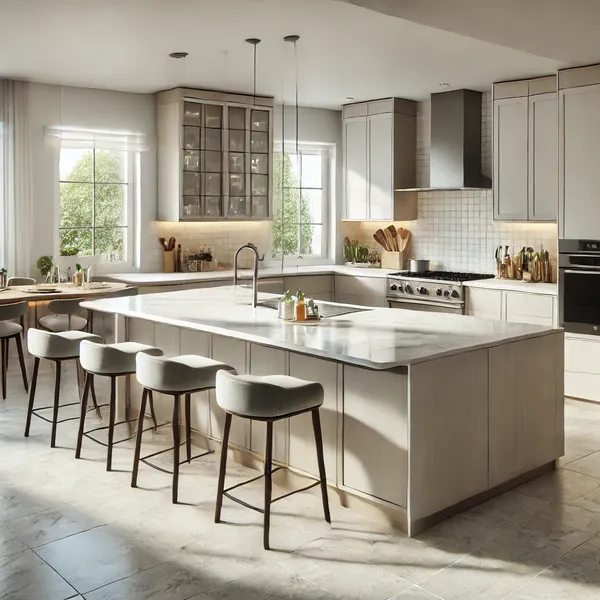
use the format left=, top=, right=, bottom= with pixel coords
left=91, top=149, right=96, bottom=255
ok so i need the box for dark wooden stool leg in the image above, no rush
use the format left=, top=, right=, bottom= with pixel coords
left=24, top=357, right=40, bottom=437
left=50, top=361, right=62, bottom=448
left=172, top=395, right=181, bottom=504
left=264, top=421, right=274, bottom=550
left=106, top=376, right=117, bottom=471
left=1, top=338, right=7, bottom=400
left=185, top=393, right=192, bottom=463
left=75, top=373, right=91, bottom=458
left=131, top=388, right=148, bottom=488
left=15, top=334, right=28, bottom=392
left=215, top=412, right=232, bottom=523
left=312, top=409, right=331, bottom=524
left=148, top=390, right=158, bottom=429
left=90, top=377, right=101, bottom=419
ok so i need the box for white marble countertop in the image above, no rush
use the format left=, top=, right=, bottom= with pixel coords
left=463, top=278, right=558, bottom=295
left=82, top=286, right=559, bottom=370
left=103, top=265, right=395, bottom=286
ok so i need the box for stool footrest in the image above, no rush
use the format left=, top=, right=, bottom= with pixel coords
left=140, top=445, right=213, bottom=475
left=223, top=467, right=282, bottom=496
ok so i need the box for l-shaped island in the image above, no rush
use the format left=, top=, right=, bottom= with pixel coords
left=82, top=285, right=564, bottom=536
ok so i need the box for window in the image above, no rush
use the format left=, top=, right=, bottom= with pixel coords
left=59, top=148, right=133, bottom=263
left=272, top=144, right=331, bottom=259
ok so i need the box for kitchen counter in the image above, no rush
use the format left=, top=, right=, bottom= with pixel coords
left=82, top=285, right=557, bottom=370
left=83, top=285, right=563, bottom=537
left=102, top=265, right=395, bottom=287
left=464, top=278, right=558, bottom=295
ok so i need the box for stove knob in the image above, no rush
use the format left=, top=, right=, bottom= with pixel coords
left=397, top=284, right=404, bottom=293
left=390, top=284, right=398, bottom=291
left=443, top=289, right=451, bottom=298
left=404, top=284, right=413, bottom=295
left=416, top=286, right=428, bottom=295
left=435, top=288, right=443, bottom=297
left=450, top=289, right=460, bottom=299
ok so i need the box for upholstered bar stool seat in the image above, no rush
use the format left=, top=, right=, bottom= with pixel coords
left=75, top=340, right=163, bottom=471
left=0, top=301, right=29, bottom=400
left=25, top=328, right=102, bottom=447
left=215, top=370, right=330, bottom=550
left=39, top=299, right=88, bottom=333
left=132, top=352, right=235, bottom=503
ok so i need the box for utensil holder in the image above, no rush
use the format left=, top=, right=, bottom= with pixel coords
left=163, top=250, right=175, bottom=273
left=381, top=251, right=404, bottom=270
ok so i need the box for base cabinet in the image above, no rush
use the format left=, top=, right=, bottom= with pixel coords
left=334, top=275, right=386, bottom=307
left=565, top=334, right=600, bottom=402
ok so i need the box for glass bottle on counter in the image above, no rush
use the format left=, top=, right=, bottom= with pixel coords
left=280, top=290, right=295, bottom=321
left=295, top=290, right=306, bottom=321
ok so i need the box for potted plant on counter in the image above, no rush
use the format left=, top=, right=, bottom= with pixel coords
left=36, top=256, right=53, bottom=280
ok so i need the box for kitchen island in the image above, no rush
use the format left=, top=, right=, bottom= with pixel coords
left=82, top=286, right=564, bottom=535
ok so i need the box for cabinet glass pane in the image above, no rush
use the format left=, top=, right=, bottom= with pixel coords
left=229, top=153, right=245, bottom=173
left=204, top=105, right=222, bottom=129
left=204, top=129, right=221, bottom=152
left=229, top=173, right=245, bottom=195
left=183, top=150, right=200, bottom=171
left=252, top=174, right=268, bottom=196
left=229, top=107, right=246, bottom=130
left=251, top=110, right=269, bottom=132
left=251, top=132, right=268, bottom=153
left=229, top=130, right=245, bottom=152
left=229, top=197, right=249, bottom=217
left=251, top=154, right=268, bottom=174
left=184, top=102, right=201, bottom=126
left=202, top=173, right=221, bottom=196
left=252, top=197, right=269, bottom=218
left=183, top=171, right=200, bottom=195
left=183, top=196, right=200, bottom=217
left=203, top=197, right=222, bottom=217
left=202, top=151, right=222, bottom=173
left=183, top=127, right=200, bottom=150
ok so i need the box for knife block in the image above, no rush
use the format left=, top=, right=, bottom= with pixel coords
left=381, top=251, right=404, bottom=270
left=163, top=250, right=175, bottom=273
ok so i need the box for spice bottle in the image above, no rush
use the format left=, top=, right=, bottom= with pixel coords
left=295, top=290, right=306, bottom=321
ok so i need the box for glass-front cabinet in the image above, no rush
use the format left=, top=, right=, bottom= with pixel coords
left=157, top=88, right=274, bottom=222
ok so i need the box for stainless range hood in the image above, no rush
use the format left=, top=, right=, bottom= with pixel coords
left=396, top=89, right=491, bottom=191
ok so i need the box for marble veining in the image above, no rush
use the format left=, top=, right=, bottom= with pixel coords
left=82, top=286, right=558, bottom=369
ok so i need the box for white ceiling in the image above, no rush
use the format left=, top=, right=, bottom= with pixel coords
left=0, top=0, right=565, bottom=108
left=338, top=0, right=600, bottom=65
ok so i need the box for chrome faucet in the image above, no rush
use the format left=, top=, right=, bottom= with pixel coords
left=233, top=243, right=264, bottom=308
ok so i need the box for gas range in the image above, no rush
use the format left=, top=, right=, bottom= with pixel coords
left=386, top=271, right=495, bottom=313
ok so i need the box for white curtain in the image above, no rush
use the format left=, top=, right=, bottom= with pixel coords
left=0, top=79, right=33, bottom=276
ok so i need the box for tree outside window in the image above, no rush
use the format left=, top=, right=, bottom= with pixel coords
left=59, top=149, right=128, bottom=262
left=272, top=148, right=325, bottom=258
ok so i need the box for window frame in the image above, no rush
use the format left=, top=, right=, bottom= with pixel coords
left=57, top=147, right=136, bottom=268
left=271, top=142, right=333, bottom=265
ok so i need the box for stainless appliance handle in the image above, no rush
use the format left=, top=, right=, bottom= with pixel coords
left=564, top=269, right=600, bottom=275
left=386, top=297, right=464, bottom=309
left=560, top=256, right=600, bottom=270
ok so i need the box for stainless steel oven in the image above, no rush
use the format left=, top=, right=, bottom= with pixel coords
left=559, top=239, right=600, bottom=335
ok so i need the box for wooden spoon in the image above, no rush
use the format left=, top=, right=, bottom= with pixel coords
left=386, top=225, right=399, bottom=251
left=373, top=229, right=388, bottom=250
left=398, top=228, right=410, bottom=252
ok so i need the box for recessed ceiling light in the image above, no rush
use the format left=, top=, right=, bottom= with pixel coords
left=346, top=96, right=354, bottom=100
left=439, top=83, right=451, bottom=88
left=169, top=52, right=189, bottom=59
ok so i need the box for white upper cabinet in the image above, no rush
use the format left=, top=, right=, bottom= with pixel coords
left=494, top=96, right=529, bottom=220
left=342, top=99, right=417, bottom=222
left=559, top=67, right=600, bottom=239
left=493, top=77, right=557, bottom=222
left=529, top=93, right=558, bottom=221
left=343, top=117, right=368, bottom=220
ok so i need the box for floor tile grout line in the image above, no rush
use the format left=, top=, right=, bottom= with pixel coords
left=30, top=546, right=80, bottom=598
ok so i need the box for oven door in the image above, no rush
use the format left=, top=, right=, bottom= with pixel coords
left=560, top=268, right=600, bottom=334
left=387, top=297, right=464, bottom=314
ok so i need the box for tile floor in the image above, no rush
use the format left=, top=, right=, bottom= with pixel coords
left=1, top=358, right=600, bottom=599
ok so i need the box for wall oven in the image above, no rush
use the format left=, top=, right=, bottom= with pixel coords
left=559, top=239, right=600, bottom=335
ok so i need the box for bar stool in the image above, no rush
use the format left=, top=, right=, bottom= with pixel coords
left=6, top=277, right=36, bottom=286
left=24, top=328, right=102, bottom=447
left=0, top=301, right=29, bottom=400
left=39, top=298, right=87, bottom=332
left=214, top=370, right=331, bottom=550
left=75, top=340, right=164, bottom=471
left=132, top=353, right=235, bottom=504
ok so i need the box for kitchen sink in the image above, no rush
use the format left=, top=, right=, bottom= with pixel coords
left=257, top=298, right=371, bottom=318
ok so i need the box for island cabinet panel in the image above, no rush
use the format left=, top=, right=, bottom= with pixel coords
left=488, top=333, right=564, bottom=488
left=409, top=350, right=488, bottom=522
left=210, top=335, right=249, bottom=449
left=180, top=329, right=211, bottom=436
left=343, top=366, right=408, bottom=507
left=249, top=344, right=288, bottom=462
left=288, top=354, right=338, bottom=483
left=127, top=318, right=157, bottom=414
